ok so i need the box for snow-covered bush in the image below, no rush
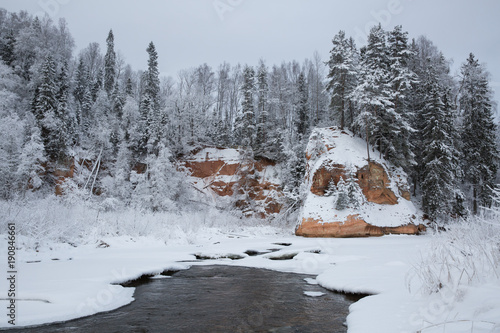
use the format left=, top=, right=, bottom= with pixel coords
left=130, top=145, right=195, bottom=212
left=0, top=195, right=276, bottom=249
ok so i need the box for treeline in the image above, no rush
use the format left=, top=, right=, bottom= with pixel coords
left=0, top=9, right=498, bottom=219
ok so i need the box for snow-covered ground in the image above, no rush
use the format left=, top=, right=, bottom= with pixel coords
left=1, top=228, right=499, bottom=332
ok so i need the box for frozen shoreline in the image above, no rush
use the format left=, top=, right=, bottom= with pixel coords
left=1, top=231, right=499, bottom=332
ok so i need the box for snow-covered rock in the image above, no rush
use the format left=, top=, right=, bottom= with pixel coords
left=296, top=127, right=425, bottom=237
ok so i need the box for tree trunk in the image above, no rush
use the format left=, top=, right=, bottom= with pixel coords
left=365, top=114, right=371, bottom=162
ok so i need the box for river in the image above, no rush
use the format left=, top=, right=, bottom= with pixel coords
left=11, top=265, right=363, bottom=332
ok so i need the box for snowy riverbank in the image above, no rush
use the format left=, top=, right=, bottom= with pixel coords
left=1, top=228, right=499, bottom=332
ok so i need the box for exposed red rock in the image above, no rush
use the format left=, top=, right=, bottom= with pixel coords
left=309, top=161, right=400, bottom=205
left=296, top=216, right=426, bottom=238
left=356, top=162, right=398, bottom=205
left=183, top=160, right=239, bottom=178
left=310, top=163, right=346, bottom=196
left=183, top=148, right=283, bottom=218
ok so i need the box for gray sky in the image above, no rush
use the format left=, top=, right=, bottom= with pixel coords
left=2, top=0, right=500, bottom=106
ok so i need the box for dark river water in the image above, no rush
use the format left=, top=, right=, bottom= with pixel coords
left=10, top=265, right=362, bottom=333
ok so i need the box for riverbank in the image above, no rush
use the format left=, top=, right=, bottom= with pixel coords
left=1, top=230, right=499, bottom=332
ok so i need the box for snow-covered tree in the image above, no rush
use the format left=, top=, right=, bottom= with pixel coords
left=0, top=112, right=24, bottom=199
left=17, top=127, right=46, bottom=192
left=104, top=29, right=116, bottom=96
left=34, top=55, right=66, bottom=161
left=335, top=174, right=363, bottom=210
left=295, top=71, right=309, bottom=140
left=387, top=25, right=416, bottom=170
left=420, top=68, right=461, bottom=219
left=352, top=24, right=393, bottom=161
left=459, top=53, right=499, bottom=213
left=326, top=30, right=358, bottom=130
left=131, top=144, right=192, bottom=212
left=407, top=36, right=454, bottom=196
left=255, top=60, right=270, bottom=156
left=137, top=42, right=161, bottom=156
left=234, top=64, right=255, bottom=148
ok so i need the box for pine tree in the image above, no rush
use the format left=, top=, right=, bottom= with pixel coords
left=324, top=180, right=337, bottom=197
left=326, top=30, right=358, bottom=130
left=335, top=177, right=349, bottom=210
left=420, top=66, right=461, bottom=219
left=73, top=58, right=88, bottom=113
left=255, top=60, right=269, bottom=156
left=459, top=53, right=499, bottom=213
left=34, top=55, right=65, bottom=161
left=112, top=82, right=124, bottom=117
left=352, top=24, right=393, bottom=161
left=234, top=65, right=255, bottom=147
left=0, top=30, right=15, bottom=67
left=56, top=61, right=70, bottom=147
left=346, top=174, right=363, bottom=209
left=125, top=77, right=133, bottom=96
left=407, top=37, right=453, bottom=196
left=137, top=42, right=161, bottom=156
left=91, top=68, right=104, bottom=102
left=387, top=25, right=416, bottom=170
left=104, top=29, right=116, bottom=97
left=295, top=71, right=309, bottom=140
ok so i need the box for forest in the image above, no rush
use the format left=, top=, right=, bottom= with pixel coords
left=0, top=8, right=498, bottom=222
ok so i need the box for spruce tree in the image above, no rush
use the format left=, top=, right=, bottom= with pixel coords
left=34, top=55, right=65, bottom=161
left=295, top=71, right=309, bottom=140
left=91, top=68, right=104, bottom=102
left=138, top=42, right=161, bottom=156
left=0, top=30, right=15, bottom=67
left=125, top=77, right=133, bottom=96
left=104, top=29, right=116, bottom=97
left=352, top=24, right=393, bottom=161
left=56, top=61, right=70, bottom=148
left=387, top=25, right=416, bottom=170
left=420, top=66, right=461, bottom=219
left=335, top=177, right=349, bottom=210
left=459, top=53, right=499, bottom=213
left=234, top=65, right=255, bottom=148
left=73, top=58, right=87, bottom=105
left=255, top=60, right=269, bottom=156
left=326, top=30, right=358, bottom=130
left=407, top=37, right=452, bottom=195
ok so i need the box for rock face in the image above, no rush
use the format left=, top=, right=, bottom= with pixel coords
left=310, top=161, right=402, bottom=205
left=296, top=127, right=424, bottom=237
left=296, top=216, right=425, bottom=238
left=183, top=147, right=283, bottom=218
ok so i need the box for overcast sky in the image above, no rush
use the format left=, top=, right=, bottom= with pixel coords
left=2, top=0, right=500, bottom=105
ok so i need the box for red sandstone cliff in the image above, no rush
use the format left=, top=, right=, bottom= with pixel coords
left=183, top=147, right=283, bottom=218
left=296, top=127, right=425, bottom=237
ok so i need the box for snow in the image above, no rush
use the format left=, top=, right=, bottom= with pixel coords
left=304, top=291, right=325, bottom=297
left=1, top=230, right=499, bottom=332
left=306, top=127, right=370, bottom=170
left=185, top=147, right=242, bottom=163
left=304, top=277, right=319, bottom=285
left=302, top=127, right=420, bottom=228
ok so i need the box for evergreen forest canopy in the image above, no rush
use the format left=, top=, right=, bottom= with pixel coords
left=0, top=9, right=498, bottom=221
